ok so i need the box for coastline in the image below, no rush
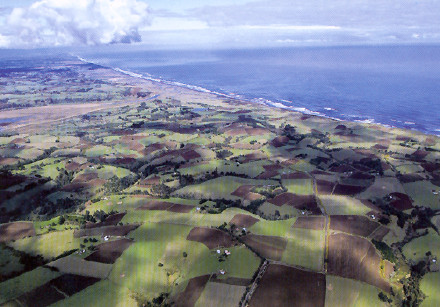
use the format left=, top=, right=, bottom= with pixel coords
left=75, top=55, right=439, bottom=139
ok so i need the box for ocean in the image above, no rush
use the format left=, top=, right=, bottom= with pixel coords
left=2, top=45, right=440, bottom=135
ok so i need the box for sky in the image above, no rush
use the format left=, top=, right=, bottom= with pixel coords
left=0, top=0, right=440, bottom=49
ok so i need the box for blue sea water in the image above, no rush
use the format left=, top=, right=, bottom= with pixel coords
left=77, top=45, right=440, bottom=136
left=1, top=45, right=439, bottom=135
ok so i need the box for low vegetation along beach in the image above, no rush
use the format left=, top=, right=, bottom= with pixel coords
left=0, top=56, right=440, bottom=307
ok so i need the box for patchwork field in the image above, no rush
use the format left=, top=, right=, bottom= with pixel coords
left=249, top=264, right=326, bottom=307
left=0, top=55, right=438, bottom=306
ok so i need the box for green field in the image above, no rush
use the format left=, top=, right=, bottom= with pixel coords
left=0, top=267, right=62, bottom=304
left=7, top=230, right=81, bottom=260
left=282, top=228, right=325, bottom=271
left=325, top=275, right=387, bottom=307
left=402, top=230, right=440, bottom=262
left=173, top=176, right=277, bottom=199
left=403, top=181, right=440, bottom=210
left=195, top=282, right=247, bottom=307
left=420, top=272, right=440, bottom=307
left=110, top=223, right=194, bottom=298
left=319, top=195, right=371, bottom=215
left=50, top=280, right=137, bottom=307
left=248, top=218, right=295, bottom=237
left=282, top=179, right=314, bottom=195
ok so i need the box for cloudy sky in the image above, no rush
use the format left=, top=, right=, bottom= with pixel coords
left=0, top=0, right=439, bottom=48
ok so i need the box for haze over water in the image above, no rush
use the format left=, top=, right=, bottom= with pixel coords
left=78, top=44, right=440, bottom=136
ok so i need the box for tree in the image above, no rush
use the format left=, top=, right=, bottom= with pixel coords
left=150, top=184, right=171, bottom=198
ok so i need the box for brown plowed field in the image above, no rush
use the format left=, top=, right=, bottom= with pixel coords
left=293, top=216, right=325, bottom=230
left=263, top=164, right=283, bottom=172
left=249, top=264, right=325, bottom=307
left=187, top=227, right=235, bottom=249
left=281, top=172, right=311, bottom=179
left=330, top=215, right=380, bottom=237
left=14, top=282, right=67, bottom=307
left=74, top=224, right=139, bottom=238
left=328, top=233, right=391, bottom=293
left=229, top=214, right=260, bottom=228
left=316, top=180, right=336, bottom=194
left=0, top=222, right=36, bottom=243
left=359, top=199, right=382, bottom=213
left=14, top=274, right=100, bottom=307
left=84, top=238, right=134, bottom=264
left=268, top=193, right=321, bottom=214
left=370, top=226, right=390, bottom=241
left=139, top=175, right=161, bottom=186
left=136, top=200, right=193, bottom=213
left=242, top=234, right=287, bottom=260
left=245, top=127, right=269, bottom=136
left=231, top=185, right=254, bottom=198
left=137, top=200, right=176, bottom=210
left=72, top=172, right=98, bottom=183
left=256, top=170, right=278, bottom=179
left=181, top=150, right=201, bottom=161
left=65, top=161, right=81, bottom=171
left=48, top=274, right=101, bottom=296
left=175, top=275, right=211, bottom=307
left=167, top=204, right=194, bottom=213
left=270, top=136, right=289, bottom=148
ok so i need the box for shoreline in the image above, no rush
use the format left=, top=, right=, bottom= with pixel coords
left=75, top=55, right=439, bottom=138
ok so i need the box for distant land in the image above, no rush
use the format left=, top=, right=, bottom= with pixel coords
left=0, top=54, right=439, bottom=307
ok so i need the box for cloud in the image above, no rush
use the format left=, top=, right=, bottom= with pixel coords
left=0, top=0, right=150, bottom=48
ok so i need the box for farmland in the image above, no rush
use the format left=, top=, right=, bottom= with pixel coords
left=0, top=56, right=439, bottom=306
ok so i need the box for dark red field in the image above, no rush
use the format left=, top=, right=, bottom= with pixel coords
left=316, top=180, right=336, bottom=194
left=292, top=216, right=325, bottom=230
left=187, top=227, right=236, bottom=249
left=333, top=183, right=367, bottom=195
left=268, top=193, right=321, bottom=214
left=249, top=264, right=326, bottom=307
left=85, top=238, right=134, bottom=264
left=74, top=224, right=139, bottom=238
left=330, top=215, right=380, bottom=237
left=0, top=221, right=36, bottom=243
left=229, top=214, right=260, bottom=228
left=242, top=234, right=287, bottom=260
left=327, top=233, right=391, bottom=293
left=175, top=275, right=211, bottom=307
left=388, top=192, right=413, bottom=210
left=0, top=172, right=26, bottom=189
left=398, top=173, right=425, bottom=183
left=13, top=274, right=100, bottom=307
